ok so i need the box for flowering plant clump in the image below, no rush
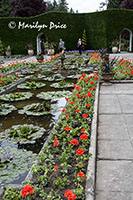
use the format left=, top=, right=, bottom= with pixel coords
left=89, top=53, right=100, bottom=64
left=113, top=58, right=133, bottom=80
left=0, top=73, right=20, bottom=89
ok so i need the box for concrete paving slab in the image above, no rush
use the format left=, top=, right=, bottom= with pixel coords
left=118, top=95, right=133, bottom=113
left=100, top=84, right=115, bottom=94
left=128, top=127, right=133, bottom=140
left=99, top=114, right=125, bottom=126
left=98, top=125, right=129, bottom=140
left=114, top=84, right=133, bottom=91
left=124, top=114, right=133, bottom=126
left=109, top=53, right=133, bottom=61
left=98, top=140, right=133, bottom=159
left=99, top=95, right=121, bottom=114
left=100, top=83, right=133, bottom=95
left=95, top=191, right=133, bottom=200
left=96, top=161, right=133, bottom=192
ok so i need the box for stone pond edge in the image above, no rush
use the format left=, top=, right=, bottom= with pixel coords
left=85, top=81, right=99, bottom=200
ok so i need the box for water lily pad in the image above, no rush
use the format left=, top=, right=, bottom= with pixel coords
left=43, top=75, right=64, bottom=82
left=18, top=102, right=52, bottom=116
left=36, top=91, right=72, bottom=100
left=31, top=74, right=46, bottom=80
left=0, top=145, right=36, bottom=185
left=0, top=103, right=16, bottom=116
left=18, top=101, right=65, bottom=116
left=0, top=124, right=45, bottom=145
left=17, top=81, right=46, bottom=90
left=43, top=77, right=55, bottom=81
left=67, top=74, right=81, bottom=79
left=50, top=81, right=74, bottom=88
left=0, top=92, right=33, bottom=102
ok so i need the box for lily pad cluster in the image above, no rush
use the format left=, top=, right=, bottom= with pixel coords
left=67, top=74, right=81, bottom=79
left=17, top=81, right=46, bottom=90
left=36, top=90, right=72, bottom=100
left=0, top=103, right=16, bottom=116
left=18, top=101, right=65, bottom=116
left=18, top=101, right=51, bottom=116
left=50, top=80, right=74, bottom=88
left=0, top=124, right=45, bottom=145
left=0, top=92, right=33, bottom=101
left=43, top=75, right=64, bottom=82
left=0, top=145, right=36, bottom=184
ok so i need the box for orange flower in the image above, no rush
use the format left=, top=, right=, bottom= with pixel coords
left=80, top=134, right=88, bottom=140
left=81, top=128, right=85, bottom=133
left=70, top=139, right=79, bottom=146
left=54, top=165, right=58, bottom=169
left=77, top=172, right=85, bottom=179
left=64, top=127, right=71, bottom=131
left=21, top=184, right=34, bottom=197
left=76, top=148, right=84, bottom=155
left=82, top=114, right=88, bottom=118
left=70, top=101, right=75, bottom=105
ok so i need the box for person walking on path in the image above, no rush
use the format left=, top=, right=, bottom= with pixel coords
left=77, top=38, right=82, bottom=55
left=58, top=38, right=65, bottom=53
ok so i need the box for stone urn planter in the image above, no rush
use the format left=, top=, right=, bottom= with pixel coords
left=101, top=72, right=114, bottom=85
left=48, top=49, right=55, bottom=55
left=28, top=49, right=34, bottom=56
left=5, top=51, right=11, bottom=57
left=112, top=47, right=118, bottom=53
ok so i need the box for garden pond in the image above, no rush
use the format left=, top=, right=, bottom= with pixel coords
left=0, top=55, right=95, bottom=186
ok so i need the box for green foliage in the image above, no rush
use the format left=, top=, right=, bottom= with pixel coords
left=0, top=124, right=45, bottom=145
left=0, top=103, right=16, bottom=116
left=3, top=188, right=21, bottom=200
left=0, top=39, right=4, bottom=55
left=36, top=90, right=72, bottom=100
left=0, top=145, right=36, bottom=184
left=107, top=0, right=123, bottom=9
left=0, top=10, right=132, bottom=53
left=82, top=29, right=87, bottom=49
left=0, top=92, right=33, bottom=101
left=0, top=0, right=11, bottom=17
left=17, top=81, right=46, bottom=90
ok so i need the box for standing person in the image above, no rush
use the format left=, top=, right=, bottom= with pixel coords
left=58, top=38, right=65, bottom=53
left=77, top=38, right=82, bottom=55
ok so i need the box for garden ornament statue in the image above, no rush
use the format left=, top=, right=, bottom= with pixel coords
left=99, top=48, right=118, bottom=84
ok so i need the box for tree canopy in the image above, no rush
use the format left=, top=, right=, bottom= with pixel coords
left=47, top=0, right=69, bottom=12
left=10, top=0, right=48, bottom=17
left=107, top=0, right=123, bottom=9
left=120, top=0, right=133, bottom=9
left=0, top=0, right=11, bottom=17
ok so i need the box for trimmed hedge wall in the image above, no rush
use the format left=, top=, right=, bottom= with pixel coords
left=0, top=9, right=133, bottom=54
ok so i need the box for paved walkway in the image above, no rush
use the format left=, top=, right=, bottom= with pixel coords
left=95, top=83, right=133, bottom=200
left=109, top=52, right=133, bottom=61
left=1, top=52, right=133, bottom=68
left=1, top=55, right=50, bottom=67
